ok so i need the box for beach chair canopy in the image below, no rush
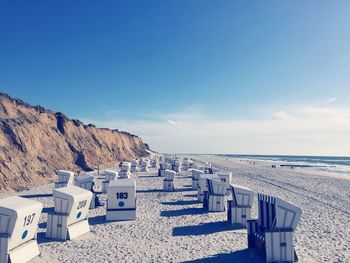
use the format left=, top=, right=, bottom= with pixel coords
left=207, top=179, right=228, bottom=195
left=258, top=193, right=302, bottom=231
left=229, top=183, right=254, bottom=207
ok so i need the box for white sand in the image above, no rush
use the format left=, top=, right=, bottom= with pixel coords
left=3, top=156, right=350, bottom=262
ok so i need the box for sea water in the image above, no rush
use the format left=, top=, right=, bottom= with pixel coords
left=220, top=154, right=350, bottom=175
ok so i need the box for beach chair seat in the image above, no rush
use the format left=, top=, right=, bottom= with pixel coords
left=247, top=193, right=302, bottom=263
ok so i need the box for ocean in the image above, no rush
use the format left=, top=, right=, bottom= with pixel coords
left=220, top=154, right=350, bottom=175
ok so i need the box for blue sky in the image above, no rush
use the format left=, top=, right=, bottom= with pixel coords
left=1, top=1, right=350, bottom=154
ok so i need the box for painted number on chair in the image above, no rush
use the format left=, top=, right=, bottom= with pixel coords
left=23, top=213, right=35, bottom=227
left=77, top=200, right=87, bottom=209
left=116, top=192, right=128, bottom=199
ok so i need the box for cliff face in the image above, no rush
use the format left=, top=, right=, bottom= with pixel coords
left=0, top=93, right=149, bottom=192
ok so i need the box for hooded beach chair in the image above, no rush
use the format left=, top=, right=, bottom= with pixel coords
left=203, top=178, right=228, bottom=212
left=163, top=169, right=176, bottom=191
left=46, top=186, right=92, bottom=241
left=247, top=193, right=302, bottom=263
left=227, top=184, right=254, bottom=227
left=0, top=196, right=43, bottom=263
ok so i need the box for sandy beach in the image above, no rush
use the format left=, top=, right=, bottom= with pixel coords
left=4, top=155, right=349, bottom=263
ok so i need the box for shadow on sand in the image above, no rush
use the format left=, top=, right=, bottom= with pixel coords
left=161, top=200, right=199, bottom=206
left=138, top=175, right=159, bottom=178
left=20, top=193, right=52, bottom=198
left=181, top=249, right=263, bottom=263
left=137, top=189, right=162, bottom=193
left=37, top=232, right=62, bottom=244
left=184, top=194, right=198, bottom=198
left=160, top=207, right=206, bottom=217
left=174, top=188, right=194, bottom=193
left=42, top=207, right=54, bottom=214
left=172, top=221, right=242, bottom=236
left=88, top=215, right=107, bottom=226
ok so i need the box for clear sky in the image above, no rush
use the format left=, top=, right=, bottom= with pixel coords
left=1, top=1, right=350, bottom=155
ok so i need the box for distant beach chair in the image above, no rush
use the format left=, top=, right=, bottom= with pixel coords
left=217, top=171, right=233, bottom=195
left=227, top=184, right=254, bottom=227
left=131, top=160, right=138, bottom=173
left=54, top=170, right=74, bottom=189
left=120, top=162, right=131, bottom=178
left=172, top=160, right=182, bottom=173
left=46, top=186, right=92, bottom=240
left=139, top=159, right=149, bottom=172
left=247, top=193, right=302, bottom=263
left=102, top=170, right=118, bottom=193
left=203, top=164, right=213, bottom=174
left=158, top=162, right=171, bottom=177
left=163, top=169, right=176, bottom=191
left=203, top=179, right=227, bottom=212
left=150, top=159, right=159, bottom=169
left=197, top=174, right=220, bottom=202
left=75, top=175, right=95, bottom=209
left=191, top=169, right=204, bottom=190
left=0, top=196, right=43, bottom=263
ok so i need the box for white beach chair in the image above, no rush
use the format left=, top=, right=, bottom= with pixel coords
left=191, top=169, right=204, bottom=190
left=46, top=186, right=92, bottom=241
left=158, top=162, right=171, bottom=177
left=102, top=170, right=118, bottom=194
left=54, top=170, right=74, bottom=189
left=75, top=175, right=95, bottom=209
left=227, top=184, right=254, bottom=227
left=106, top=179, right=136, bottom=221
left=203, top=179, right=228, bottom=212
left=119, top=162, right=131, bottom=178
left=172, top=160, right=182, bottom=172
left=217, top=171, right=232, bottom=195
left=131, top=160, right=138, bottom=173
left=0, top=196, right=43, bottom=263
left=140, top=159, right=149, bottom=172
left=247, top=193, right=302, bottom=263
left=163, top=169, right=176, bottom=191
left=197, top=174, right=220, bottom=202
left=204, top=164, right=213, bottom=174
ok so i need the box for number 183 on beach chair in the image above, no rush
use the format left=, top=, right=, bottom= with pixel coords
left=106, top=179, right=136, bottom=221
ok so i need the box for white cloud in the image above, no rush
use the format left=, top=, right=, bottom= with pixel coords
left=326, top=97, right=337, bottom=104
left=82, top=104, right=350, bottom=156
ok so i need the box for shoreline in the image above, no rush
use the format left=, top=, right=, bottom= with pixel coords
left=205, top=154, right=350, bottom=181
